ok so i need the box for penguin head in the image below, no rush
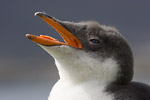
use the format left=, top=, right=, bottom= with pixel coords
left=27, top=12, right=133, bottom=85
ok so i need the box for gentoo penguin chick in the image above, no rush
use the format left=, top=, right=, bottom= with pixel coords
left=26, top=12, right=150, bottom=100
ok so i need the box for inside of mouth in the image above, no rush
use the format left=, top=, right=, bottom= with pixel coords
left=40, top=34, right=67, bottom=44
left=39, top=26, right=67, bottom=44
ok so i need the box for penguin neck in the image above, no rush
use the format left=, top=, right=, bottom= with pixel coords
left=41, top=45, right=119, bottom=85
left=54, top=56, right=119, bottom=86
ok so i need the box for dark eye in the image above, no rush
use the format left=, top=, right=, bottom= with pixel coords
left=90, top=39, right=100, bottom=44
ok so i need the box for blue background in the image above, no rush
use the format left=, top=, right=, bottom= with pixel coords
left=0, top=0, right=150, bottom=100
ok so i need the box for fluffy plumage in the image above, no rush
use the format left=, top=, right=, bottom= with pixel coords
left=28, top=12, right=150, bottom=100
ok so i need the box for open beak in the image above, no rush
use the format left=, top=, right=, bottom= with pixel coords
left=26, top=12, right=82, bottom=49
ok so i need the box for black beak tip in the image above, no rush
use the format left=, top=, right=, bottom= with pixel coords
left=34, top=12, right=57, bottom=22
left=34, top=12, right=47, bottom=17
left=26, top=34, right=33, bottom=40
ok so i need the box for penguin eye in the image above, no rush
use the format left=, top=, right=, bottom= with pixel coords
left=90, top=39, right=100, bottom=44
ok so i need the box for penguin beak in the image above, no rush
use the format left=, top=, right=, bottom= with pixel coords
left=26, top=12, right=82, bottom=49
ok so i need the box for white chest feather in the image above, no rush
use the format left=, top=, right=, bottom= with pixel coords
left=47, top=56, right=117, bottom=100
left=48, top=80, right=114, bottom=100
left=41, top=46, right=118, bottom=100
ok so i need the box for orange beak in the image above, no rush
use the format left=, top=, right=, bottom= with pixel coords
left=26, top=12, right=82, bottom=49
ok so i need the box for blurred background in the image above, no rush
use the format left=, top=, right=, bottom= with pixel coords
left=0, top=0, right=150, bottom=100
